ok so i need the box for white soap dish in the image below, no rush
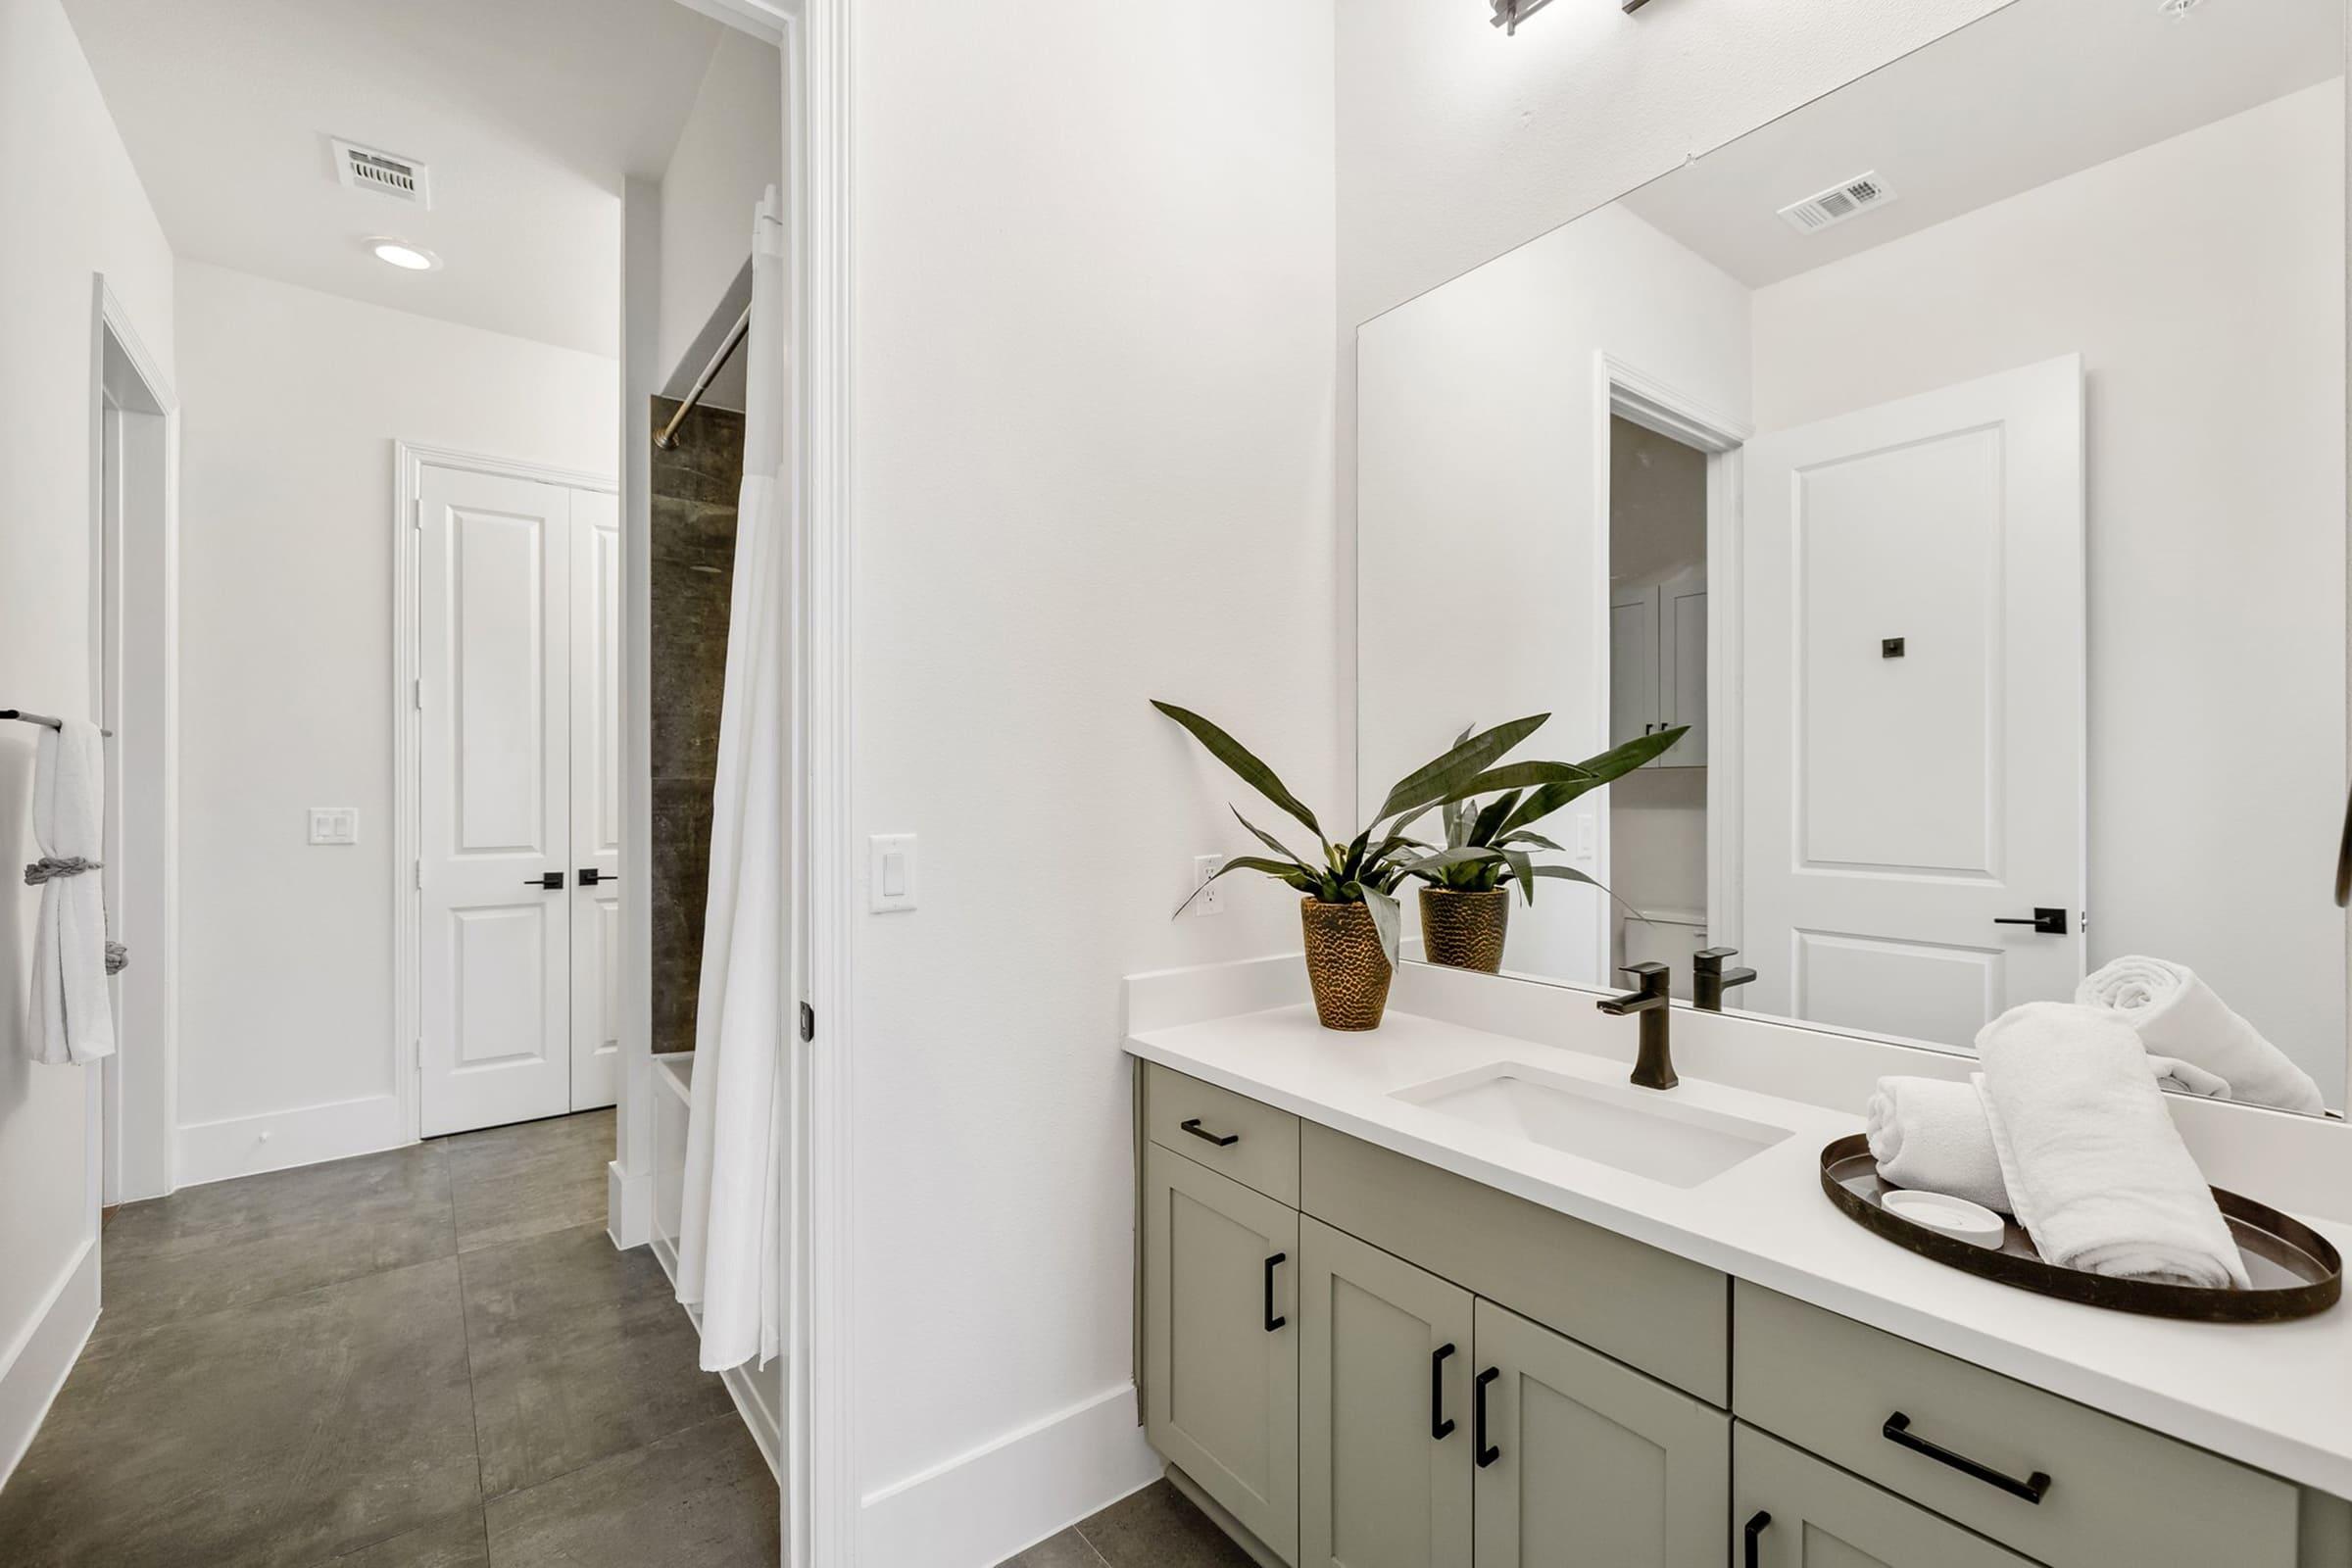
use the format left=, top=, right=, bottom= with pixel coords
left=1880, top=1189, right=2006, bottom=1250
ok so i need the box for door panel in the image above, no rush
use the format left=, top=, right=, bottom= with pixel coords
left=1741, top=356, right=2084, bottom=1045
left=1144, top=1145, right=1300, bottom=1562
left=1472, top=1298, right=1727, bottom=1568
left=1735, top=1425, right=2034, bottom=1568
left=570, top=486, right=621, bottom=1110
left=1299, top=1216, right=1473, bottom=1568
left=419, top=466, right=573, bottom=1136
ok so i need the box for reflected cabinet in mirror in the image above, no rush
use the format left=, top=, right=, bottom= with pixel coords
left=1356, top=0, right=2350, bottom=1112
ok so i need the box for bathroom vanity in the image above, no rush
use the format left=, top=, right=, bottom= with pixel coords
left=1125, top=960, right=2352, bottom=1568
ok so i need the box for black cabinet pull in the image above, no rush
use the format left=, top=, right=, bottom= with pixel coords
left=1883, top=1412, right=2050, bottom=1503
left=525, top=871, right=564, bottom=890
left=1180, top=1117, right=1239, bottom=1149
left=1262, top=1252, right=1287, bottom=1332
left=1473, top=1366, right=1500, bottom=1467
left=1742, top=1511, right=1771, bottom=1568
left=1430, top=1344, right=1456, bottom=1440
left=1990, top=906, right=2068, bottom=935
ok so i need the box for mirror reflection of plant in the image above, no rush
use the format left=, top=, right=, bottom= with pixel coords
left=1154, top=701, right=1632, bottom=967
left=1408, top=723, right=1689, bottom=906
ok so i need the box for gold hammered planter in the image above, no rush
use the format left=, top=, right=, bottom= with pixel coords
left=1300, top=898, right=1392, bottom=1031
left=1419, top=886, right=1509, bottom=973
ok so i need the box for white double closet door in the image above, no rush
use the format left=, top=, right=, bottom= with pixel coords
left=417, top=464, right=621, bottom=1137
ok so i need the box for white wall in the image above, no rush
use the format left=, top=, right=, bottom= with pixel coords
left=172, top=262, right=616, bottom=1182
left=658, top=26, right=781, bottom=409
left=1357, top=204, right=1748, bottom=984
left=1750, top=82, right=2348, bottom=1099
left=0, top=0, right=175, bottom=1478
left=845, top=1, right=1338, bottom=1559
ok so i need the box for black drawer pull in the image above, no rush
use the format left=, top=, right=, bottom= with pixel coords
left=1474, top=1366, right=1500, bottom=1467
left=1883, top=1412, right=2050, bottom=1503
left=1430, top=1344, right=1456, bottom=1440
left=1180, top=1117, right=1239, bottom=1149
left=1262, top=1252, right=1287, bottom=1332
left=1742, top=1511, right=1771, bottom=1568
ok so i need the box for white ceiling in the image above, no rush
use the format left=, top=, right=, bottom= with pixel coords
left=64, top=0, right=730, bottom=357
left=1622, top=0, right=2343, bottom=289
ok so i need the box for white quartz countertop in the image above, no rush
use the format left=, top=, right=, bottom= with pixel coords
left=1127, top=1001, right=2352, bottom=1500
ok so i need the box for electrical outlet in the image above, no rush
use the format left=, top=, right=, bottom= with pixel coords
left=1191, top=854, right=1225, bottom=916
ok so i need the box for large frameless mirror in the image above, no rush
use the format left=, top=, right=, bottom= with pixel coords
left=1356, top=0, right=2351, bottom=1113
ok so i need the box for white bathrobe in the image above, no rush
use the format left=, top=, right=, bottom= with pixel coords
left=25, top=720, right=114, bottom=1065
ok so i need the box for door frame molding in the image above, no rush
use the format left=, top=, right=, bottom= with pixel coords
left=1593, top=353, right=1753, bottom=973
left=391, top=443, right=616, bottom=1146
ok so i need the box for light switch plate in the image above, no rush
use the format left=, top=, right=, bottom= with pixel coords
left=309, top=807, right=359, bottom=846
left=869, top=833, right=917, bottom=912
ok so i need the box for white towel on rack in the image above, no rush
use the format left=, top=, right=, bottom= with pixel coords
left=25, top=721, right=114, bottom=1065
left=1975, top=1003, right=2246, bottom=1289
left=2076, top=956, right=2324, bottom=1116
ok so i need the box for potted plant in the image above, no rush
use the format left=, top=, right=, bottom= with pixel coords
left=1405, top=724, right=1688, bottom=973
left=1153, top=701, right=1556, bottom=1029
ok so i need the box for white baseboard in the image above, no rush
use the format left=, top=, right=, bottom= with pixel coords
left=609, top=1157, right=653, bottom=1250
left=174, top=1093, right=406, bottom=1189
left=720, top=1353, right=783, bottom=1483
left=0, top=1238, right=98, bottom=1489
left=858, top=1383, right=1160, bottom=1568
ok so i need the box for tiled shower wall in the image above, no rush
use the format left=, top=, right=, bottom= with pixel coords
left=649, top=397, right=743, bottom=1056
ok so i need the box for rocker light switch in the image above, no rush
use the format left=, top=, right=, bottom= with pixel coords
left=870, top=834, right=916, bottom=912
left=308, top=808, right=359, bottom=846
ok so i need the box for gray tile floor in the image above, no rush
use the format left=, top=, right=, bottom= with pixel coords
left=0, top=1109, right=779, bottom=1568
left=998, top=1479, right=1255, bottom=1568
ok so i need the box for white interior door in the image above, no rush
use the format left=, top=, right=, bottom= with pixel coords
left=1740, top=355, right=2084, bottom=1049
left=418, top=466, right=575, bottom=1136
left=570, top=487, right=622, bottom=1111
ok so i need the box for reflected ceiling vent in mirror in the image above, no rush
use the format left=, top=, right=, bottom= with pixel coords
left=1777, top=172, right=1897, bottom=235
left=331, top=137, right=431, bottom=210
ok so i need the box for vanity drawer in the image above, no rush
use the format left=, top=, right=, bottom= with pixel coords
left=1733, top=1283, right=2299, bottom=1568
left=1145, top=1064, right=1300, bottom=1207
left=1300, top=1122, right=1727, bottom=1404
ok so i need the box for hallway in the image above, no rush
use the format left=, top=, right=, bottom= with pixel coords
left=0, top=1111, right=778, bottom=1567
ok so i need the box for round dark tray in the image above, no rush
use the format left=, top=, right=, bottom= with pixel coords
left=1820, top=1134, right=2341, bottom=1323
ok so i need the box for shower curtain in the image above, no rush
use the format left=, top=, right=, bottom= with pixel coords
left=675, top=187, right=789, bottom=1372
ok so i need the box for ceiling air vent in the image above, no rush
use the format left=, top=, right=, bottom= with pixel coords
left=1777, top=172, right=1895, bottom=235
left=332, top=138, right=431, bottom=209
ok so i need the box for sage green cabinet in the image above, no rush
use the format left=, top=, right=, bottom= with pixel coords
left=1298, top=1216, right=1474, bottom=1568
left=1143, top=1143, right=1299, bottom=1563
left=1472, top=1298, right=1729, bottom=1568
left=1734, top=1424, right=2035, bottom=1568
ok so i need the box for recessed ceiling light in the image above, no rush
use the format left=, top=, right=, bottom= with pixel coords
left=368, top=238, right=440, bottom=272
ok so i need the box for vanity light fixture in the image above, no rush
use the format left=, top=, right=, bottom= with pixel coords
left=1490, top=0, right=1650, bottom=31
left=368, top=237, right=441, bottom=272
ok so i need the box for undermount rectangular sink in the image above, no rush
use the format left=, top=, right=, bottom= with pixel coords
left=1391, top=1061, right=1792, bottom=1188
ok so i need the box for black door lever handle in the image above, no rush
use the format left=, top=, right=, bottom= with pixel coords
left=1990, top=907, right=2067, bottom=935
left=526, top=871, right=565, bottom=890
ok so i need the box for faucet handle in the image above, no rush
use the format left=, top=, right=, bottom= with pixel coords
left=1617, top=960, right=1670, bottom=993
left=1692, top=947, right=1740, bottom=972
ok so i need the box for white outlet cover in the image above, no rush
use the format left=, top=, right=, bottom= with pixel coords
left=1191, top=855, right=1225, bottom=916
left=308, top=807, right=360, bottom=846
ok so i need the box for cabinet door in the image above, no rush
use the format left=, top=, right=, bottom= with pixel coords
left=1471, top=1298, right=1727, bottom=1568
left=1610, top=587, right=1662, bottom=749
left=1658, top=569, right=1706, bottom=767
left=1298, top=1217, right=1474, bottom=1568
left=1734, top=1425, right=2035, bottom=1568
left=1144, top=1144, right=1300, bottom=1561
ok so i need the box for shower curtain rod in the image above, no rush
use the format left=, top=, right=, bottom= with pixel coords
left=1, top=709, right=113, bottom=738
left=655, top=304, right=753, bottom=452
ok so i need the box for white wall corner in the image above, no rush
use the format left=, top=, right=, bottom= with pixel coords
left=174, top=1095, right=406, bottom=1189
left=857, top=1384, right=1159, bottom=1568
left=608, top=1156, right=654, bottom=1250
left=0, top=1238, right=98, bottom=1490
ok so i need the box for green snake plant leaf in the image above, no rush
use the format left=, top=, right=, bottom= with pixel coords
left=1153, top=700, right=1326, bottom=847
left=1458, top=760, right=1596, bottom=795
left=1374, top=713, right=1550, bottom=826
left=1498, top=724, right=1687, bottom=835
left=1499, top=847, right=1537, bottom=903
left=1398, top=846, right=1503, bottom=878
left=1520, top=862, right=1644, bottom=919
left=1360, top=885, right=1401, bottom=970
left=1468, top=791, right=1522, bottom=848
left=1170, top=855, right=1309, bottom=918
left=1496, top=829, right=1562, bottom=852
left=1231, top=807, right=1318, bottom=877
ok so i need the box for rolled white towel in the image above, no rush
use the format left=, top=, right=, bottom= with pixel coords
left=1975, top=1002, right=2248, bottom=1289
left=2077, top=956, right=2322, bottom=1116
left=1866, top=1078, right=2010, bottom=1214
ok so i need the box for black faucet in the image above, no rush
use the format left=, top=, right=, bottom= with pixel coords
left=1692, top=947, right=1757, bottom=1012
left=1596, top=961, right=1676, bottom=1091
